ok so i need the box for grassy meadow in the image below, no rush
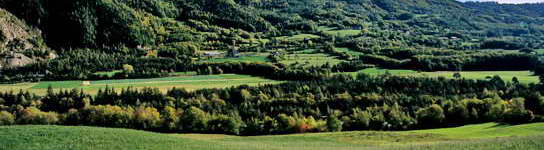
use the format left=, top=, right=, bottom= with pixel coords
left=335, top=47, right=365, bottom=56
left=201, top=52, right=271, bottom=63
left=277, top=34, right=320, bottom=41
left=318, top=26, right=362, bottom=37
left=1, top=122, right=543, bottom=150
left=349, top=68, right=539, bottom=84
left=0, top=74, right=282, bottom=95
left=280, top=53, right=344, bottom=66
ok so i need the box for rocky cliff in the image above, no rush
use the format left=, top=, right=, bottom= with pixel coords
left=0, top=9, right=46, bottom=69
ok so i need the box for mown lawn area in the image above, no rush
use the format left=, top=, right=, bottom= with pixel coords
left=1, top=122, right=543, bottom=150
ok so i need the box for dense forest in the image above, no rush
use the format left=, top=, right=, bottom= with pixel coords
left=1, top=0, right=544, bottom=136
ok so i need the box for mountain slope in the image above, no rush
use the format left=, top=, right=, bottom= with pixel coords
left=1, top=0, right=543, bottom=50
left=0, top=9, right=49, bottom=69
left=0, top=9, right=44, bottom=52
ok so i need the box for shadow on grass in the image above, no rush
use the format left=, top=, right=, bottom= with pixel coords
left=486, top=123, right=512, bottom=129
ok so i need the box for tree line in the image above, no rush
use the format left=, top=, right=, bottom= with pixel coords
left=1, top=73, right=543, bottom=135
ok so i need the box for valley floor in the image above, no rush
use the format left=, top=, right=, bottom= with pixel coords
left=347, top=68, right=539, bottom=84
left=1, top=122, right=543, bottom=150
left=0, top=74, right=282, bottom=95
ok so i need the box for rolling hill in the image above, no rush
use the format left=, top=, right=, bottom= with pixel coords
left=1, top=122, right=543, bottom=150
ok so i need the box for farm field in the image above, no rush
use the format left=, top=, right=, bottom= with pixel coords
left=200, top=52, right=271, bottom=63
left=1, top=122, right=543, bottom=150
left=202, top=55, right=270, bottom=63
left=349, top=68, right=539, bottom=83
left=318, top=26, right=362, bottom=37
left=335, top=47, right=365, bottom=56
left=0, top=74, right=282, bottom=95
left=323, top=29, right=362, bottom=37
left=280, top=53, right=344, bottom=66
left=277, top=34, right=320, bottom=41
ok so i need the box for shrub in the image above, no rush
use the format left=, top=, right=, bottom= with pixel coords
left=416, top=104, right=445, bottom=128
left=350, top=108, right=372, bottom=130
left=17, top=107, right=59, bottom=125
left=502, top=98, right=535, bottom=124
left=208, top=114, right=243, bottom=135
left=446, top=103, right=470, bottom=125
left=326, top=115, right=343, bottom=132
left=160, top=106, right=180, bottom=131
left=133, top=106, right=161, bottom=130
left=78, top=105, right=134, bottom=128
left=0, top=111, right=15, bottom=125
left=179, top=107, right=209, bottom=132
left=63, top=108, right=81, bottom=125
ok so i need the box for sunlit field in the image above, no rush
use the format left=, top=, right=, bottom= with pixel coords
left=0, top=74, right=282, bottom=95
left=1, top=123, right=542, bottom=150
left=348, top=68, right=539, bottom=84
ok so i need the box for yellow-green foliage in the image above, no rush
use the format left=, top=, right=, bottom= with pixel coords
left=0, top=111, right=15, bottom=125
left=133, top=106, right=161, bottom=129
left=17, top=107, right=59, bottom=125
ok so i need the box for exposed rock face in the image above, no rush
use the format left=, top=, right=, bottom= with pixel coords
left=0, top=52, right=34, bottom=68
left=0, top=9, right=45, bottom=69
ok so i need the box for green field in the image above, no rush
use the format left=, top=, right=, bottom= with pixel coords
left=534, top=49, right=544, bottom=54
left=93, top=70, right=122, bottom=77
left=350, top=68, right=539, bottom=83
left=280, top=53, right=344, bottom=66
left=277, top=34, right=320, bottom=41
left=319, top=26, right=362, bottom=37
left=1, top=122, right=543, bottom=150
left=0, top=74, right=282, bottom=95
left=202, top=55, right=270, bottom=63
left=201, top=52, right=271, bottom=63
left=323, top=29, right=362, bottom=37
left=335, top=47, right=365, bottom=56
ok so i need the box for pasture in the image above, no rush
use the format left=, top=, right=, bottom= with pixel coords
left=202, top=55, right=269, bottom=63
left=319, top=26, right=362, bottom=37
left=200, top=52, right=271, bottom=63
left=350, top=68, right=539, bottom=83
left=0, top=74, right=282, bottom=95
left=277, top=34, right=320, bottom=41
left=335, top=47, right=365, bottom=56
left=279, top=53, right=344, bottom=66
left=1, top=122, right=543, bottom=150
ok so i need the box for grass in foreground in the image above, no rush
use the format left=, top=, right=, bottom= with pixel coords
left=349, top=68, right=539, bottom=84
left=0, top=123, right=543, bottom=150
left=0, top=74, right=282, bottom=95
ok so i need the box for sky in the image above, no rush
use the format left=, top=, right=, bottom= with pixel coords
left=458, top=0, right=544, bottom=4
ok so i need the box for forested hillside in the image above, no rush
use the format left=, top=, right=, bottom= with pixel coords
left=0, top=0, right=542, bottom=82
left=1, top=0, right=543, bottom=49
